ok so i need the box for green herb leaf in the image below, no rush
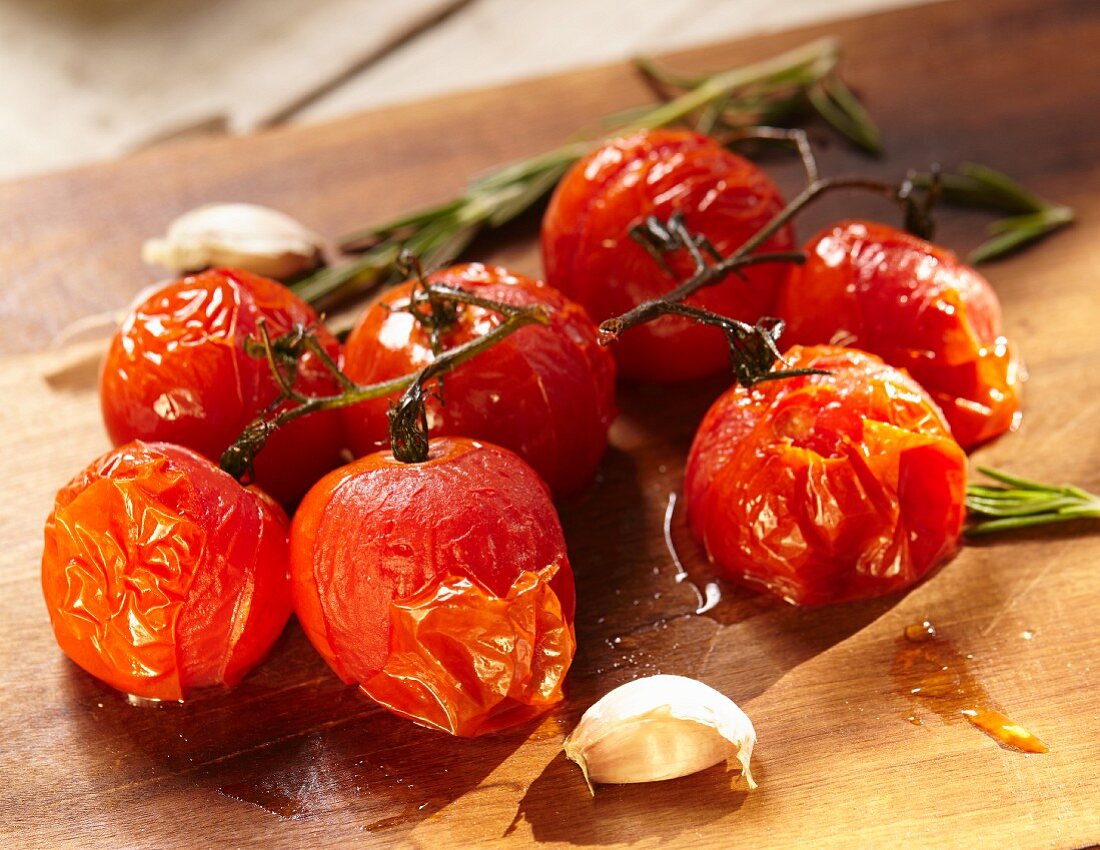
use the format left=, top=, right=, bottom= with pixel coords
left=807, top=74, right=883, bottom=155
left=965, top=467, right=1100, bottom=535
left=912, top=164, right=1075, bottom=264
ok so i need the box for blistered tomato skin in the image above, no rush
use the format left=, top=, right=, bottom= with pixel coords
left=41, top=441, right=292, bottom=700
left=99, top=268, right=344, bottom=506
left=685, top=346, right=967, bottom=606
left=340, top=263, right=616, bottom=498
left=777, top=220, right=1022, bottom=450
left=290, top=436, right=576, bottom=736
left=541, top=129, right=794, bottom=382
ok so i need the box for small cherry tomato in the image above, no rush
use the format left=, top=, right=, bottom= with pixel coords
left=290, top=436, right=576, bottom=736
left=777, top=220, right=1022, bottom=450
left=541, top=128, right=794, bottom=382
left=100, top=268, right=344, bottom=506
left=340, top=263, right=616, bottom=498
left=685, top=346, right=967, bottom=606
left=42, top=441, right=292, bottom=700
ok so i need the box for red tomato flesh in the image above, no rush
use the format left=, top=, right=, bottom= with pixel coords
left=99, top=268, right=344, bottom=506
left=685, top=346, right=967, bottom=606
left=290, top=436, right=576, bottom=736
left=777, top=220, right=1022, bottom=450
left=340, top=263, right=616, bottom=498
left=541, top=128, right=794, bottom=382
left=42, top=441, right=292, bottom=700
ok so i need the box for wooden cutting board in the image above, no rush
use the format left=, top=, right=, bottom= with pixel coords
left=3, top=0, right=1099, bottom=847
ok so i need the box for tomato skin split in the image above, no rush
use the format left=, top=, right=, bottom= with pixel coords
left=778, top=220, right=1022, bottom=450
left=290, top=437, right=576, bottom=736
left=685, top=346, right=967, bottom=606
left=541, top=129, right=794, bottom=382
left=41, top=441, right=292, bottom=700
left=99, top=268, right=344, bottom=507
left=340, top=263, right=616, bottom=499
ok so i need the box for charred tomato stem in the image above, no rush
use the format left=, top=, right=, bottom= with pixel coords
left=220, top=284, right=548, bottom=481
left=597, top=167, right=931, bottom=385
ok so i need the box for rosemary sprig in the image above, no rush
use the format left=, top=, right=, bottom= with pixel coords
left=965, top=467, right=1100, bottom=535
left=220, top=284, right=548, bottom=478
left=291, top=38, right=857, bottom=308
left=913, top=164, right=1075, bottom=264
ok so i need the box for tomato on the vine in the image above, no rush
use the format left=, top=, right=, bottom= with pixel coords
left=777, top=220, right=1022, bottom=450
left=290, top=436, right=575, bottom=736
left=99, top=268, right=344, bottom=506
left=340, top=263, right=616, bottom=498
left=42, top=441, right=292, bottom=700
left=685, top=345, right=967, bottom=606
left=541, top=128, right=794, bottom=382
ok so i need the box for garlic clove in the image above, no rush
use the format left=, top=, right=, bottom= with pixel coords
left=563, top=674, right=756, bottom=792
left=142, top=203, right=325, bottom=281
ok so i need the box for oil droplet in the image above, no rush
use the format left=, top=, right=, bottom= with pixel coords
left=961, top=709, right=1047, bottom=753
left=892, top=621, right=1047, bottom=754
left=906, top=714, right=923, bottom=726
left=903, top=620, right=937, bottom=643
left=364, top=796, right=448, bottom=832
left=1021, top=630, right=1035, bottom=641
left=219, top=780, right=318, bottom=819
left=126, top=694, right=168, bottom=708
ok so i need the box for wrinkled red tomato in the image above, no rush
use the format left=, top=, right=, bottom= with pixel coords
left=100, top=268, right=344, bottom=506
left=685, top=346, right=967, bottom=606
left=541, top=128, right=794, bottom=382
left=777, top=220, right=1022, bottom=450
left=290, top=436, right=576, bottom=736
left=340, top=263, right=616, bottom=498
left=42, top=441, right=292, bottom=700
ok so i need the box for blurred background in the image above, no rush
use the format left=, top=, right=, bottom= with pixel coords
left=2, top=0, right=930, bottom=181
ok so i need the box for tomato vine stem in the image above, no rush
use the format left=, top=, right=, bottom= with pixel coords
left=220, top=284, right=548, bottom=480
left=596, top=129, right=941, bottom=385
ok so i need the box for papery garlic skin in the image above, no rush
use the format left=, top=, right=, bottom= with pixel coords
left=142, top=203, right=324, bottom=281
left=564, top=674, right=756, bottom=790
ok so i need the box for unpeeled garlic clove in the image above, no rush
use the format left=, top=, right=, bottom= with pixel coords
left=142, top=203, right=324, bottom=281
left=563, top=674, right=756, bottom=791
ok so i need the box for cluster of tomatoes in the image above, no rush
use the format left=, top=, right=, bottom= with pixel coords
left=42, top=127, right=1019, bottom=735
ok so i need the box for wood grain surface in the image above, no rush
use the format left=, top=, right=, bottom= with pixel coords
left=3, top=0, right=1100, bottom=847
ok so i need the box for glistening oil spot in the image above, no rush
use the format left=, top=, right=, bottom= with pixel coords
left=892, top=622, right=1047, bottom=753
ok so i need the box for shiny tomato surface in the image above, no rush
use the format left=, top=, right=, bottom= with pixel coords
left=685, top=346, right=967, bottom=606
left=290, top=436, right=576, bottom=736
left=100, top=268, right=344, bottom=506
left=777, top=220, right=1022, bottom=450
left=42, top=441, right=292, bottom=700
left=541, top=129, right=794, bottom=382
left=340, top=263, right=616, bottom=498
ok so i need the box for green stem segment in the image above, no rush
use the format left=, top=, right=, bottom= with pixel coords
left=965, top=467, right=1100, bottom=535
left=219, top=286, right=548, bottom=478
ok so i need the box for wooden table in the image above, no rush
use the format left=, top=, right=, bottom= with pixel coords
left=2, top=0, right=1099, bottom=846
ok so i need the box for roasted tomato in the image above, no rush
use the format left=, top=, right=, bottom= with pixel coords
left=340, top=263, right=616, bottom=498
left=685, top=346, right=967, bottom=606
left=777, top=220, right=1022, bottom=450
left=290, top=436, right=576, bottom=736
left=541, top=128, right=794, bottom=382
left=100, top=268, right=344, bottom=506
left=42, top=441, right=292, bottom=700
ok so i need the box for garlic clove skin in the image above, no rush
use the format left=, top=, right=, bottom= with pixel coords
left=564, top=674, right=756, bottom=791
left=142, top=203, right=324, bottom=281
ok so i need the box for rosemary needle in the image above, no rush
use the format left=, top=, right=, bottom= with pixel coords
left=965, top=467, right=1100, bottom=535
left=913, top=164, right=1075, bottom=264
